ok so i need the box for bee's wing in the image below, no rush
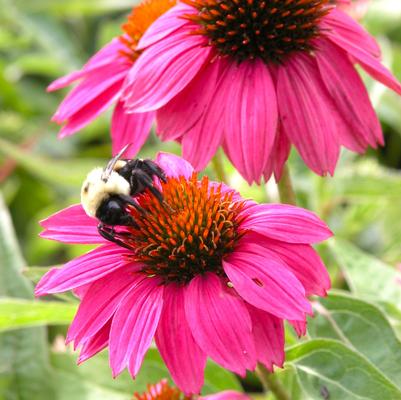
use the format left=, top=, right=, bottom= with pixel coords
left=102, top=143, right=132, bottom=181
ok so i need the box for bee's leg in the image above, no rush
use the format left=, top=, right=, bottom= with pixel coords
left=142, top=159, right=167, bottom=183
left=97, top=223, right=132, bottom=249
left=117, top=194, right=146, bottom=216
left=130, top=170, right=164, bottom=204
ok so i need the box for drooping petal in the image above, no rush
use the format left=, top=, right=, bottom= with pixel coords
left=78, top=320, right=111, bottom=364
left=245, top=232, right=330, bottom=296
left=239, top=203, right=332, bottom=244
left=185, top=273, right=256, bottom=376
left=223, top=250, right=311, bottom=320
left=67, top=268, right=142, bottom=347
left=155, top=284, right=206, bottom=395
left=277, top=54, right=340, bottom=175
left=156, top=57, right=221, bottom=141
left=202, top=392, right=251, bottom=400
left=224, top=60, right=277, bottom=184
left=123, top=26, right=211, bottom=113
left=111, top=101, right=154, bottom=158
left=39, top=204, right=104, bottom=244
left=247, top=304, right=285, bottom=371
left=156, top=152, right=194, bottom=180
left=323, top=23, right=401, bottom=95
left=289, top=319, right=307, bottom=337
left=315, top=38, right=383, bottom=149
left=322, top=8, right=380, bottom=58
left=109, top=276, right=164, bottom=377
left=35, top=245, right=131, bottom=296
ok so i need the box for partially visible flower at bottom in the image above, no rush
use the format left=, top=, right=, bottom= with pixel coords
left=133, top=379, right=249, bottom=400
left=36, top=153, right=332, bottom=394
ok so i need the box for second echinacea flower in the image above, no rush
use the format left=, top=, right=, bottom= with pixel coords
left=121, top=0, right=401, bottom=183
left=35, top=153, right=331, bottom=394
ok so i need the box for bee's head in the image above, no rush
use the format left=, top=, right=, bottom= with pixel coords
left=81, top=168, right=130, bottom=218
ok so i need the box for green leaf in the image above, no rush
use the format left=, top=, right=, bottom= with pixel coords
left=329, top=239, right=401, bottom=309
left=0, top=298, right=77, bottom=332
left=286, top=339, right=401, bottom=400
left=0, top=193, right=56, bottom=399
left=309, top=291, right=401, bottom=391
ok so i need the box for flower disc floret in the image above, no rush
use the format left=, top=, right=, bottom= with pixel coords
left=122, top=173, right=246, bottom=284
left=183, top=0, right=331, bottom=63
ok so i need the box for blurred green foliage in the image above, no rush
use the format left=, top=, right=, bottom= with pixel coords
left=1, top=0, right=401, bottom=399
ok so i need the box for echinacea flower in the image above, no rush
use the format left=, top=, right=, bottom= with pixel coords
left=120, top=0, right=401, bottom=183
left=132, top=379, right=249, bottom=400
left=48, top=0, right=175, bottom=157
left=36, top=153, right=332, bottom=394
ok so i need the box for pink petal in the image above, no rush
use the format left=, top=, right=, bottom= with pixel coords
left=245, top=232, right=330, bottom=296
left=58, top=80, right=123, bottom=138
left=35, top=245, right=131, bottom=296
left=202, top=392, right=251, bottom=400
left=266, top=128, right=291, bottom=182
left=185, top=273, right=256, bottom=376
left=111, top=101, right=154, bottom=158
left=223, top=250, right=311, bottom=320
left=155, top=152, right=194, bottom=180
left=247, top=304, right=285, bottom=371
left=277, top=54, right=340, bottom=175
left=315, top=38, right=383, bottom=149
left=137, top=3, right=194, bottom=50
left=322, top=8, right=381, bottom=58
left=155, top=285, right=206, bottom=395
left=224, top=60, right=277, bottom=184
left=47, top=38, right=127, bottom=92
left=123, top=26, right=210, bottom=113
left=39, top=204, right=104, bottom=244
left=52, top=63, right=128, bottom=123
left=78, top=320, right=111, bottom=364
left=109, top=276, right=164, bottom=377
left=324, top=24, right=401, bottom=96
left=156, top=57, right=221, bottom=141
left=67, top=268, right=141, bottom=347
left=289, top=320, right=307, bottom=337
left=239, top=203, right=332, bottom=244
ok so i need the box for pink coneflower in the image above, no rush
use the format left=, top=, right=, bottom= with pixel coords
left=48, top=0, right=175, bottom=157
left=36, top=153, right=332, bottom=394
left=132, top=379, right=249, bottom=399
left=120, top=0, right=401, bottom=183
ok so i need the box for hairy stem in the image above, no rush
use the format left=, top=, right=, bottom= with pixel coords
left=256, top=364, right=290, bottom=400
left=211, top=150, right=228, bottom=183
left=277, top=164, right=296, bottom=205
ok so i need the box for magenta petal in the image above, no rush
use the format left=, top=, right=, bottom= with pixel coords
left=35, top=244, right=130, bottom=296
left=123, top=27, right=211, bottom=113
left=223, top=251, right=311, bottom=320
left=155, top=285, right=206, bottom=395
left=246, top=232, right=330, bottom=296
left=224, top=60, right=277, bottom=184
left=247, top=304, right=285, bottom=371
left=289, top=319, right=307, bottom=337
left=67, top=268, right=142, bottom=347
left=155, top=152, right=194, bottom=180
left=322, top=9, right=381, bottom=58
left=324, top=25, right=401, bottom=96
left=39, top=204, right=104, bottom=244
left=111, top=101, right=154, bottom=158
left=315, top=38, right=383, bottom=149
left=78, top=320, right=111, bottom=364
left=202, top=392, right=251, bottom=400
left=277, top=54, right=340, bottom=175
left=240, top=203, right=332, bottom=244
left=185, top=273, right=256, bottom=376
left=109, top=276, right=164, bottom=377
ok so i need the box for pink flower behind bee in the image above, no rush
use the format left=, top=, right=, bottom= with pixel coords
left=36, top=153, right=332, bottom=395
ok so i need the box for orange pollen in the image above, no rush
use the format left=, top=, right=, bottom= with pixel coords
left=121, top=173, right=246, bottom=284
left=120, top=0, right=176, bottom=62
left=133, top=380, right=191, bottom=400
left=182, top=0, right=332, bottom=64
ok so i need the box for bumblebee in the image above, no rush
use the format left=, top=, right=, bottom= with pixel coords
left=81, top=144, right=166, bottom=247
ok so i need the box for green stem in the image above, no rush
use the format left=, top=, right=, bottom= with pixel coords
left=211, top=150, right=228, bottom=183
left=256, top=364, right=290, bottom=400
left=277, top=164, right=296, bottom=205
